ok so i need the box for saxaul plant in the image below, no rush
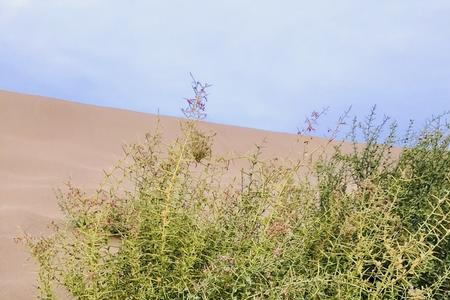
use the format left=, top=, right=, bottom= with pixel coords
left=20, top=77, right=450, bottom=299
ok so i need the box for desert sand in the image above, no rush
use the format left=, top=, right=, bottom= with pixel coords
left=0, top=90, right=334, bottom=299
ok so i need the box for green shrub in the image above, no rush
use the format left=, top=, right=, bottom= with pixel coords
left=21, top=86, right=450, bottom=299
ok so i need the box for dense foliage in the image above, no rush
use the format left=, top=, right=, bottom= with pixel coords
left=22, top=109, right=450, bottom=299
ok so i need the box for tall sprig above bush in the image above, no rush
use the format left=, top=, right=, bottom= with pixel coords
left=182, top=73, right=211, bottom=121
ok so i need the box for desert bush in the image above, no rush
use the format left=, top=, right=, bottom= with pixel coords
left=21, top=84, right=450, bottom=299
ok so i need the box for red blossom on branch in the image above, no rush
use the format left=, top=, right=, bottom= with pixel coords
left=297, top=107, right=329, bottom=135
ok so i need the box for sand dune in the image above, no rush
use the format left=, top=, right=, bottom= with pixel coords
left=0, top=90, right=332, bottom=299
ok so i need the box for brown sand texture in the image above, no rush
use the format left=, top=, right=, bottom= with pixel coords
left=0, top=90, right=334, bottom=299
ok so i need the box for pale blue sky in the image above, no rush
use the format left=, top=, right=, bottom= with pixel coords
left=1, top=1, right=449, bottom=135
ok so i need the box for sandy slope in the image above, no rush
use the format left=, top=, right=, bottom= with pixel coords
left=0, top=90, right=332, bottom=299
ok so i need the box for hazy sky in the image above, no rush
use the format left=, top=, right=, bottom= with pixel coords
left=1, top=1, right=450, bottom=135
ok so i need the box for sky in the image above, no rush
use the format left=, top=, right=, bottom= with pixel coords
left=1, top=0, right=450, bottom=136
